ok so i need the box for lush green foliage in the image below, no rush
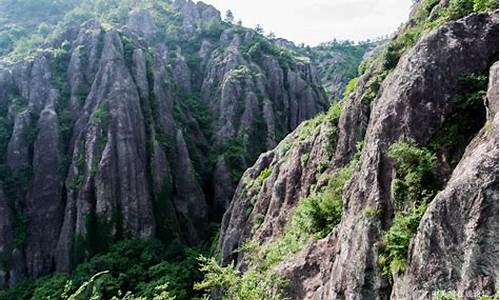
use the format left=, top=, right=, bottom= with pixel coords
left=195, top=256, right=285, bottom=300
left=297, top=158, right=357, bottom=239
left=478, top=295, right=500, bottom=300
left=0, top=240, right=205, bottom=300
left=434, top=290, right=460, bottom=300
left=378, top=140, right=438, bottom=279
left=222, top=138, right=247, bottom=184
left=388, top=140, right=438, bottom=211
left=442, top=0, right=498, bottom=19
left=378, top=203, right=428, bottom=277
left=429, top=72, right=488, bottom=168
left=257, top=167, right=272, bottom=186
left=0, top=0, right=191, bottom=61
left=433, top=290, right=499, bottom=300
left=473, top=0, right=499, bottom=11
left=302, top=40, right=374, bottom=92
left=242, top=33, right=308, bottom=67
left=343, top=77, right=359, bottom=99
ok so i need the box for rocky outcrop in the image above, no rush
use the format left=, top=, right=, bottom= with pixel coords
left=174, top=129, right=207, bottom=245
left=219, top=8, right=499, bottom=300
left=392, top=62, right=499, bottom=300
left=0, top=188, right=12, bottom=288
left=173, top=0, right=221, bottom=34
left=25, top=106, right=63, bottom=278
left=220, top=114, right=338, bottom=266
left=323, top=11, right=498, bottom=299
left=126, top=9, right=157, bottom=39
left=0, top=0, right=328, bottom=285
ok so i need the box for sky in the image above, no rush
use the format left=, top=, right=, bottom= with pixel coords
left=200, top=0, right=414, bottom=46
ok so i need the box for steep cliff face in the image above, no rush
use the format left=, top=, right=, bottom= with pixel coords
left=392, top=62, right=499, bottom=299
left=0, top=0, right=328, bottom=286
left=219, top=1, right=498, bottom=299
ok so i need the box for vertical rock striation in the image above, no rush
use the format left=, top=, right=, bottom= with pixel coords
left=219, top=7, right=499, bottom=300
left=0, top=0, right=328, bottom=285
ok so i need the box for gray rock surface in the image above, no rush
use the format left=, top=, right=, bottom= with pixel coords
left=219, top=10, right=499, bottom=300
left=0, top=0, right=328, bottom=283
left=391, top=61, right=499, bottom=300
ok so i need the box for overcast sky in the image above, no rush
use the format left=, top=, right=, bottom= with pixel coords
left=201, top=0, right=414, bottom=45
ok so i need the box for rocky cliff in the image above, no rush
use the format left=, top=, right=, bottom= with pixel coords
left=0, top=0, right=330, bottom=286
left=218, top=1, right=499, bottom=299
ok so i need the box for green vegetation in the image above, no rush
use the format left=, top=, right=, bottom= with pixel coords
left=221, top=138, right=247, bottom=184
left=363, top=207, right=381, bottom=218
left=434, top=290, right=498, bottom=300
left=378, top=203, right=428, bottom=277
left=69, top=152, right=85, bottom=191
left=473, top=0, right=499, bottom=11
left=429, top=72, right=489, bottom=168
left=0, top=0, right=199, bottom=62
left=242, top=33, right=308, bottom=67
left=344, top=76, right=359, bottom=99
left=91, top=102, right=110, bottom=128
left=296, top=158, right=358, bottom=239
left=301, top=40, right=374, bottom=94
left=378, top=140, right=438, bottom=279
left=478, top=295, right=500, bottom=300
left=197, top=160, right=358, bottom=297
left=195, top=256, right=285, bottom=300
left=355, top=0, right=497, bottom=104
left=388, top=140, right=438, bottom=211
left=257, top=167, right=272, bottom=186
left=441, top=0, right=498, bottom=20
left=434, top=290, right=460, bottom=300
left=0, top=240, right=206, bottom=300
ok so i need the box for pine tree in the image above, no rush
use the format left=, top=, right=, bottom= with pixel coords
left=225, top=9, right=234, bottom=23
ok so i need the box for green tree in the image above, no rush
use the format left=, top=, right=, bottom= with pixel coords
left=224, top=9, right=234, bottom=23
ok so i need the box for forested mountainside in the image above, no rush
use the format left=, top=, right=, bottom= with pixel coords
left=299, top=40, right=379, bottom=101
left=0, top=0, right=498, bottom=299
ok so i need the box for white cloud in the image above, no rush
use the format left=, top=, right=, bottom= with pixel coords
left=199, top=0, right=413, bottom=45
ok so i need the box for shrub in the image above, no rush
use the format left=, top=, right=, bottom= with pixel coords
left=473, top=0, right=499, bottom=11
left=0, top=280, right=35, bottom=300
left=446, top=0, right=475, bottom=19
left=299, top=159, right=357, bottom=238
left=428, top=72, right=488, bottom=168
left=91, top=102, right=110, bottom=128
left=363, top=207, right=380, bottom=218
left=478, top=295, right=500, bottom=300
left=300, top=153, right=310, bottom=166
left=325, top=101, right=343, bottom=123
left=379, top=140, right=438, bottom=280
left=378, top=203, right=428, bottom=278
left=195, top=257, right=285, bottom=300
left=388, top=140, right=438, bottom=211
left=222, top=138, right=247, bottom=184
left=257, top=167, right=272, bottom=186
left=434, top=290, right=459, bottom=300
left=459, top=73, right=488, bottom=108
left=343, top=77, right=359, bottom=99
left=361, top=71, right=387, bottom=103
left=0, top=240, right=205, bottom=300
